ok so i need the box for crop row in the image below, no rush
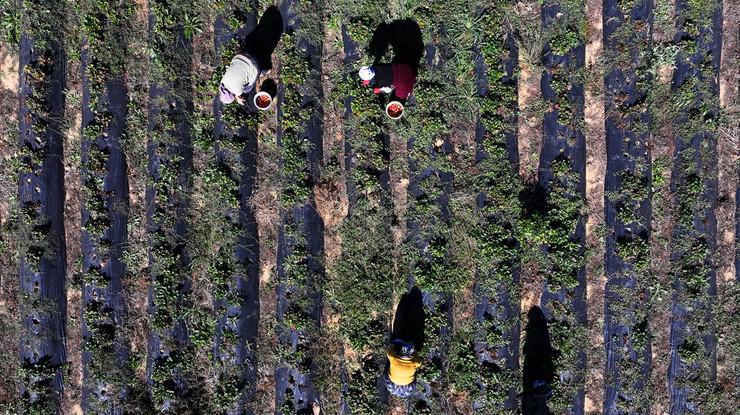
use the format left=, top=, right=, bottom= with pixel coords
left=329, top=0, right=398, bottom=412
left=193, top=2, right=265, bottom=413
left=398, top=3, right=457, bottom=411
left=448, top=1, right=522, bottom=412
left=79, top=1, right=137, bottom=412
left=146, top=0, right=198, bottom=410
left=460, top=2, right=521, bottom=413
left=602, top=0, right=654, bottom=412
left=534, top=0, right=587, bottom=412
left=274, top=0, right=325, bottom=412
left=17, top=0, right=68, bottom=413
left=667, top=0, right=722, bottom=412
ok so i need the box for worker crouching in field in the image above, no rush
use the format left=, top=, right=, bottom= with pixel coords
left=358, top=63, right=417, bottom=102
left=385, top=338, right=422, bottom=397
left=218, top=6, right=283, bottom=105
left=219, top=54, right=261, bottom=105
left=384, top=287, right=425, bottom=398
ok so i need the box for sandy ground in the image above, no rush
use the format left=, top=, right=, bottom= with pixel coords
left=0, top=44, right=19, bottom=409
left=517, top=67, right=543, bottom=183
left=517, top=0, right=545, bottom=373
left=647, top=2, right=678, bottom=411
left=515, top=1, right=544, bottom=184
left=316, top=21, right=349, bottom=268
left=315, top=20, right=349, bottom=414
left=389, top=131, right=409, bottom=250
left=0, top=46, right=18, bottom=227
left=249, top=26, right=286, bottom=414
left=716, top=0, right=739, bottom=395
left=583, top=0, right=606, bottom=412
left=121, top=0, right=152, bottom=398
left=61, top=50, right=83, bottom=415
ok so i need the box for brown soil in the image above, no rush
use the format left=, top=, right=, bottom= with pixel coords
left=716, top=0, right=739, bottom=395
left=0, top=46, right=18, bottom=227
left=61, top=50, right=84, bottom=413
left=249, top=30, right=286, bottom=415
left=519, top=262, right=543, bottom=315
left=517, top=66, right=543, bottom=183
left=316, top=22, right=348, bottom=272
left=0, top=44, right=19, bottom=410
left=62, top=289, right=83, bottom=415
left=583, top=0, right=607, bottom=412
left=389, top=129, right=409, bottom=248
left=646, top=70, right=675, bottom=415
left=515, top=2, right=545, bottom=369
left=515, top=2, right=544, bottom=184
left=120, top=0, right=152, bottom=399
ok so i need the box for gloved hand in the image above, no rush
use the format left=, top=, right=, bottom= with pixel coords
left=374, top=86, right=394, bottom=94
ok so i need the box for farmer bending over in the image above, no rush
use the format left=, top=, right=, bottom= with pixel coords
left=219, top=54, right=261, bottom=105
left=218, top=6, right=284, bottom=105
left=359, top=63, right=416, bottom=101
left=385, top=338, right=422, bottom=398
left=384, top=287, right=425, bottom=398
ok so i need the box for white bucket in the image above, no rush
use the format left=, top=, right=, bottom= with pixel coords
left=254, top=91, right=273, bottom=110
left=385, top=101, right=404, bottom=119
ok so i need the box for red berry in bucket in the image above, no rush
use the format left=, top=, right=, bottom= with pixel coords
left=386, top=101, right=404, bottom=119
left=254, top=92, right=273, bottom=110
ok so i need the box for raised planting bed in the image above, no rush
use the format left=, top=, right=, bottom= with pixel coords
left=532, top=0, right=587, bottom=412
left=602, top=0, right=653, bottom=412
left=145, top=1, right=200, bottom=411
left=189, top=4, right=265, bottom=412
left=17, top=0, right=68, bottom=412
left=273, top=0, right=325, bottom=412
left=78, top=2, right=139, bottom=412
left=446, top=2, right=521, bottom=412
left=329, top=2, right=397, bottom=412
left=667, top=0, right=722, bottom=412
left=394, top=2, right=493, bottom=412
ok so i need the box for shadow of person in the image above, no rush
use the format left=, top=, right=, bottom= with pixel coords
left=240, top=5, right=284, bottom=72
left=391, top=286, right=425, bottom=351
left=522, top=306, right=555, bottom=414
left=368, top=19, right=424, bottom=75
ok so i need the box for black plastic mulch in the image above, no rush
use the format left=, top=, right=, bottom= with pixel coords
left=145, top=6, right=195, bottom=406
left=471, top=19, right=521, bottom=412
left=602, top=0, right=653, bottom=412
left=212, top=9, right=263, bottom=412
left=17, top=27, right=68, bottom=408
left=80, top=57, right=131, bottom=411
left=535, top=2, right=587, bottom=413
left=274, top=0, right=325, bottom=411
left=666, top=1, right=722, bottom=412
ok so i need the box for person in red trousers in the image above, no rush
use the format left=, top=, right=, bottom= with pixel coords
left=358, top=63, right=416, bottom=102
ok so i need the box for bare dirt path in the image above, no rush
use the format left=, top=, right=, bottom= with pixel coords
left=515, top=2, right=545, bottom=363
left=250, top=23, right=283, bottom=413
left=61, top=50, right=83, bottom=415
left=646, top=2, right=677, bottom=413
left=515, top=2, right=544, bottom=184
left=313, top=17, right=349, bottom=414
left=316, top=21, right=348, bottom=271
left=0, top=45, right=18, bottom=226
left=716, top=0, right=739, bottom=396
left=583, top=0, right=606, bottom=412
left=121, top=0, right=151, bottom=402
left=0, top=43, right=20, bottom=410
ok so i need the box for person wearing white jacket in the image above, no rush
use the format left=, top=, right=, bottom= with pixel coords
left=217, top=6, right=284, bottom=106
left=219, top=53, right=260, bottom=105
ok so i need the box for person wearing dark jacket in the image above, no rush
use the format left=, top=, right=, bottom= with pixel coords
left=359, top=63, right=416, bottom=101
